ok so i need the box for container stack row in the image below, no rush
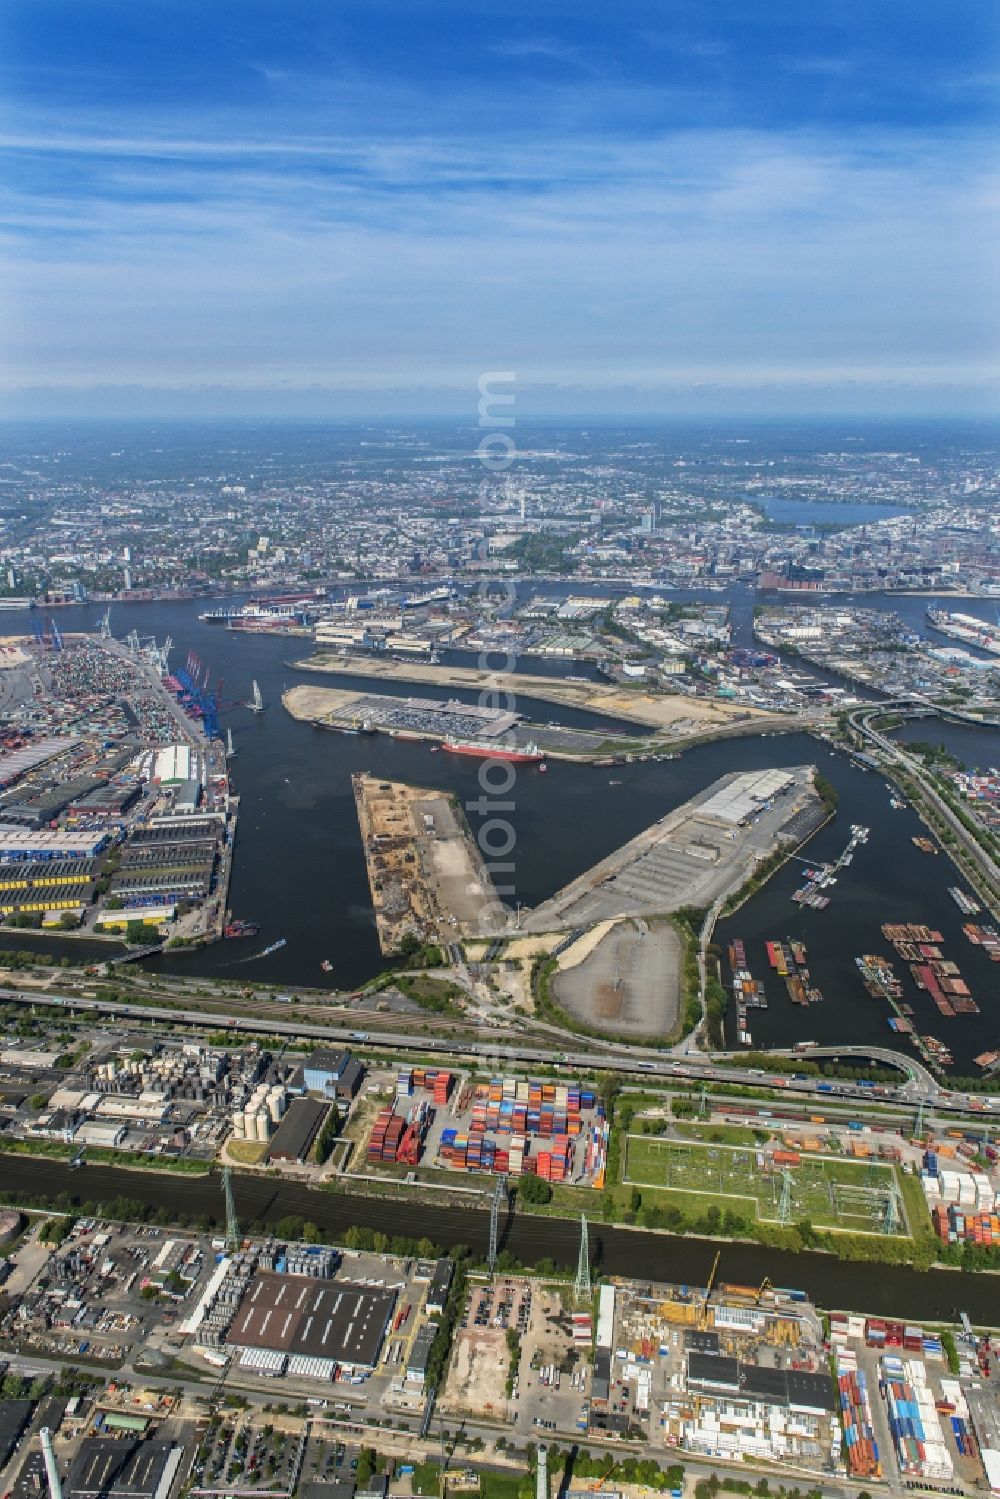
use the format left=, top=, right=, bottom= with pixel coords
left=835, top=1351, right=880, bottom=1480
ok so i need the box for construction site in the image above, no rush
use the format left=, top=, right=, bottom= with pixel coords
left=351, top=773, right=502, bottom=953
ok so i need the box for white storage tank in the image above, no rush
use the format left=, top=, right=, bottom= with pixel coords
left=233, top=1111, right=247, bottom=1139
left=266, top=1088, right=286, bottom=1123
left=253, top=1111, right=271, bottom=1142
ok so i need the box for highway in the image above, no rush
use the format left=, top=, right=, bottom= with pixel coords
left=3, top=984, right=993, bottom=1117
left=850, top=702, right=1000, bottom=895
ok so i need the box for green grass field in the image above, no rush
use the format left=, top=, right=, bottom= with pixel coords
left=624, top=1134, right=908, bottom=1235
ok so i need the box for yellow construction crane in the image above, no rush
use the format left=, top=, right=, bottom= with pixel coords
left=756, top=1276, right=773, bottom=1303
left=699, top=1250, right=721, bottom=1327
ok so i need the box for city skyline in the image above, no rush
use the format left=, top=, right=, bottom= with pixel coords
left=1, top=0, right=997, bottom=417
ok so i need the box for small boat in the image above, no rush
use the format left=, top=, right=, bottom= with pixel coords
left=260, top=938, right=287, bottom=957
left=320, top=959, right=333, bottom=972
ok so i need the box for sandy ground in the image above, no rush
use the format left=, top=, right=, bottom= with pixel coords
left=353, top=774, right=501, bottom=949
left=439, top=1327, right=511, bottom=1418
left=552, top=917, right=683, bottom=1038
left=294, top=653, right=763, bottom=728
left=555, top=918, right=619, bottom=970
left=283, top=684, right=363, bottom=719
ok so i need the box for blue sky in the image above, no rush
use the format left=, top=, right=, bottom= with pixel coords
left=1, top=0, right=997, bottom=416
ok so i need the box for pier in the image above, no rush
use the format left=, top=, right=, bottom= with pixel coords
left=520, top=765, right=824, bottom=932
left=352, top=773, right=503, bottom=953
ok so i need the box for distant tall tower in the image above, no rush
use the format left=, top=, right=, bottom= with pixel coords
left=536, top=1445, right=549, bottom=1499
left=574, top=1214, right=591, bottom=1302
left=40, top=1429, right=62, bottom=1499
left=223, top=1166, right=240, bottom=1253
left=123, top=565, right=133, bottom=593
left=519, top=493, right=526, bottom=522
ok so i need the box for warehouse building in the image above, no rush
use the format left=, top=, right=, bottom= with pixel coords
left=110, top=867, right=213, bottom=901
left=0, top=1399, right=32, bottom=1469
left=152, top=745, right=191, bottom=785
left=265, top=1097, right=330, bottom=1163
left=226, top=1270, right=396, bottom=1375
left=68, top=784, right=143, bottom=820
left=0, top=827, right=109, bottom=862
left=65, top=1438, right=182, bottom=1499
left=300, top=1049, right=365, bottom=1102
left=97, top=904, right=176, bottom=930
left=0, top=737, right=80, bottom=790
left=1, top=776, right=105, bottom=828
left=172, top=780, right=201, bottom=815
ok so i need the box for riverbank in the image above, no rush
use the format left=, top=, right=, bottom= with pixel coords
left=292, top=651, right=774, bottom=733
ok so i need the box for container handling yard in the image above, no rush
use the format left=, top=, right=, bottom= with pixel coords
left=0, top=630, right=237, bottom=948
left=359, top=1065, right=610, bottom=1187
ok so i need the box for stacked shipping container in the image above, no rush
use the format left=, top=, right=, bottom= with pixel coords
left=835, top=1351, right=881, bottom=1479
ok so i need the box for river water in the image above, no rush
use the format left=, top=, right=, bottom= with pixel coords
left=4, top=1155, right=995, bottom=1324
left=8, top=590, right=1000, bottom=1072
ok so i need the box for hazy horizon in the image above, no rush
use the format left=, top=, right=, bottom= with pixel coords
left=2, top=0, right=997, bottom=419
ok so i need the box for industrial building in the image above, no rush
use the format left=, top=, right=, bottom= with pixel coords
left=405, top=1323, right=438, bottom=1386
left=0, top=827, right=110, bottom=862
left=64, top=1438, right=183, bottom=1499
left=425, top=1258, right=453, bottom=1316
left=265, top=1097, right=329, bottom=1162
left=0, top=776, right=105, bottom=828
left=300, top=1048, right=365, bottom=1102
left=0, top=1400, right=32, bottom=1468
left=226, top=1270, right=397, bottom=1375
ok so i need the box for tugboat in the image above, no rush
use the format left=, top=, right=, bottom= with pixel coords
left=224, top=918, right=259, bottom=939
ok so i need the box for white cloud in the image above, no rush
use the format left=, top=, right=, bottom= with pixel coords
left=0, top=106, right=996, bottom=403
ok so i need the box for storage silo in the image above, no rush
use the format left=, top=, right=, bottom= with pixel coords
left=253, top=1111, right=271, bottom=1142
left=266, top=1087, right=286, bottom=1123
left=232, top=1111, right=247, bottom=1139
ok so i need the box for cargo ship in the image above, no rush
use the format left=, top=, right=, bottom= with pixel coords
left=442, top=737, right=545, bottom=763
left=911, top=836, right=937, bottom=854
left=926, top=607, right=1000, bottom=655
left=949, top=886, right=981, bottom=916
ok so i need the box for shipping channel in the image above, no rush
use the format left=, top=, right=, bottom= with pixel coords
left=2, top=1154, right=998, bottom=1326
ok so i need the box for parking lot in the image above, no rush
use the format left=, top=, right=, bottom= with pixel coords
left=191, top=1413, right=307, bottom=1493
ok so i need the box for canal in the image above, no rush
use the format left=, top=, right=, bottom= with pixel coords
left=4, top=1155, right=996, bottom=1326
